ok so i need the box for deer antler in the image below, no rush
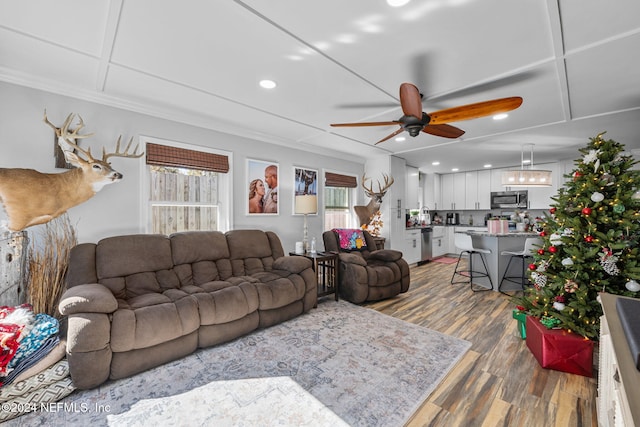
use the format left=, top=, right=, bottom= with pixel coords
left=362, top=173, right=394, bottom=197
left=43, top=111, right=94, bottom=142
left=102, top=136, right=144, bottom=162
left=377, top=173, right=394, bottom=193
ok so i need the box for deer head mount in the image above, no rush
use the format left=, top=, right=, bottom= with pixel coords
left=354, top=173, right=394, bottom=227
left=0, top=112, right=143, bottom=232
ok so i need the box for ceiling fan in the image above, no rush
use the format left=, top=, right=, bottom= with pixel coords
left=330, top=83, right=523, bottom=145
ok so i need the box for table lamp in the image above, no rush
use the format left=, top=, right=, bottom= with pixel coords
left=295, top=194, right=317, bottom=252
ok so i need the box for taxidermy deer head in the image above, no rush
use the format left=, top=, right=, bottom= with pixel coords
left=0, top=112, right=143, bottom=231
left=354, top=173, right=394, bottom=227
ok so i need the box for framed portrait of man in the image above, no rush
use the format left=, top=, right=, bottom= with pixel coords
left=247, top=159, right=279, bottom=215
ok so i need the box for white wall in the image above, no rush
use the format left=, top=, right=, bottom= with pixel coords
left=0, top=82, right=364, bottom=252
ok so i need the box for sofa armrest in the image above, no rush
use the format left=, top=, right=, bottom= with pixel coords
left=58, top=283, right=118, bottom=316
left=338, top=252, right=367, bottom=266
left=273, top=256, right=312, bottom=274
left=368, top=249, right=403, bottom=262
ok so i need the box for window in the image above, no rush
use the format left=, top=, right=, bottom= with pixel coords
left=142, top=137, right=231, bottom=235
left=324, top=172, right=358, bottom=230
left=149, top=166, right=220, bottom=234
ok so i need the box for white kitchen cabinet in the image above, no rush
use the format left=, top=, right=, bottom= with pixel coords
left=406, top=166, right=419, bottom=210
left=404, top=229, right=421, bottom=264
left=465, top=170, right=491, bottom=209
left=423, top=173, right=441, bottom=211
left=441, top=173, right=465, bottom=210
left=431, top=226, right=447, bottom=258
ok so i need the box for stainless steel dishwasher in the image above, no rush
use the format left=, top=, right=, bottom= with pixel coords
left=420, top=227, right=433, bottom=263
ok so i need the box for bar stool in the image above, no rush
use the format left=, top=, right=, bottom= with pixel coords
left=450, top=233, right=493, bottom=292
left=498, top=237, right=542, bottom=293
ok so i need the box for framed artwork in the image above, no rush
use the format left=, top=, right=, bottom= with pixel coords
left=247, top=158, right=279, bottom=215
left=293, top=167, right=318, bottom=215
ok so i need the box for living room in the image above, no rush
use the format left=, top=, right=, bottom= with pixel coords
left=1, top=1, right=640, bottom=426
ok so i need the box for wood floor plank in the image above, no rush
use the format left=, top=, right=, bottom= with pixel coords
left=364, top=261, right=598, bottom=426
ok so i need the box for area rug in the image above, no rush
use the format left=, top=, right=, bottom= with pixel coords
left=433, top=256, right=459, bottom=264
left=7, top=300, right=471, bottom=427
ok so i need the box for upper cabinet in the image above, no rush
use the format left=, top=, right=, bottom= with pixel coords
left=465, top=170, right=491, bottom=209
left=423, top=173, right=441, bottom=211
left=406, top=166, right=419, bottom=210
left=441, top=173, right=465, bottom=210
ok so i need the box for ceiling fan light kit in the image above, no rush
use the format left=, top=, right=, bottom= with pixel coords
left=502, top=144, right=552, bottom=187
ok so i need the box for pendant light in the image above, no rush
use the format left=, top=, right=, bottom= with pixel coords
left=501, top=144, right=552, bottom=187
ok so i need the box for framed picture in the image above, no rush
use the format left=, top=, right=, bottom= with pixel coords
left=293, top=167, right=318, bottom=215
left=247, top=158, right=279, bottom=215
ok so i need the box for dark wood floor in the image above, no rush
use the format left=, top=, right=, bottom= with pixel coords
left=363, top=260, right=598, bottom=427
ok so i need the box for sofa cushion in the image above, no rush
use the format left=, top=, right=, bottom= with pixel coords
left=191, top=281, right=259, bottom=325
left=170, top=231, right=230, bottom=264
left=95, top=235, right=173, bottom=299
left=111, top=295, right=199, bottom=352
left=226, top=230, right=278, bottom=276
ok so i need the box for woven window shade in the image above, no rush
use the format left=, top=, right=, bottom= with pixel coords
left=146, top=143, right=229, bottom=173
left=325, top=172, right=357, bottom=188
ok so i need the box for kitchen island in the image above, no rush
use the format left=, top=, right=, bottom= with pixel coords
left=460, top=231, right=540, bottom=292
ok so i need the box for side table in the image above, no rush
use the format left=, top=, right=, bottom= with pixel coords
left=372, top=237, right=386, bottom=250
left=289, top=251, right=339, bottom=304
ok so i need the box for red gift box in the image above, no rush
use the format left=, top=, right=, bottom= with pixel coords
left=525, top=316, right=594, bottom=377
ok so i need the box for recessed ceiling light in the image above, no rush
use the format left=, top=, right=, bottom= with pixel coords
left=493, top=113, right=508, bottom=120
left=395, top=136, right=406, bottom=142
left=387, top=0, right=410, bottom=6
left=451, top=168, right=459, bottom=172
left=259, top=79, right=277, bottom=89
left=484, top=164, right=492, bottom=168
left=432, top=161, right=440, bottom=166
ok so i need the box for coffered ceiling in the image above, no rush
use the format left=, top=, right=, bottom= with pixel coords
left=1, top=0, right=639, bottom=173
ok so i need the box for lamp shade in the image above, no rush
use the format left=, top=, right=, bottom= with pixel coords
left=502, top=143, right=552, bottom=187
left=501, top=169, right=552, bottom=187
left=295, top=194, right=317, bottom=214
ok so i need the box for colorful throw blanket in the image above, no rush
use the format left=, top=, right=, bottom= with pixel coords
left=332, top=228, right=367, bottom=250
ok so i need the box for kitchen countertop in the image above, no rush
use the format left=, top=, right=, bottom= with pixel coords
left=464, top=231, right=539, bottom=237
left=405, top=224, right=488, bottom=230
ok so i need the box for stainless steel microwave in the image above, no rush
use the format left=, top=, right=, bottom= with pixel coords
left=490, top=191, right=528, bottom=209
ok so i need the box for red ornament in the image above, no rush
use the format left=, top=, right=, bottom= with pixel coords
left=528, top=263, right=537, bottom=271
left=537, top=248, right=545, bottom=255
left=582, top=207, right=592, bottom=216
left=573, top=171, right=582, bottom=180
left=549, top=208, right=556, bottom=214
left=540, top=231, right=547, bottom=237
left=548, top=246, right=558, bottom=253
left=585, top=235, right=594, bottom=243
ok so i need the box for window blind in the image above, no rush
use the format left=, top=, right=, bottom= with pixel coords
left=325, top=172, right=357, bottom=188
left=146, top=143, right=229, bottom=173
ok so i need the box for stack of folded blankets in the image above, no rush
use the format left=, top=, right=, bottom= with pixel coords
left=0, top=304, right=75, bottom=422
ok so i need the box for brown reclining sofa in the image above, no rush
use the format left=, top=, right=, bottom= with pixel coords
left=58, top=229, right=316, bottom=389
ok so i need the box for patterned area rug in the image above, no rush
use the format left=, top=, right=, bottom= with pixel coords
left=7, top=300, right=470, bottom=427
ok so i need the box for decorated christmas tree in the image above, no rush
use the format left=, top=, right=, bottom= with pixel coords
left=517, top=133, right=640, bottom=339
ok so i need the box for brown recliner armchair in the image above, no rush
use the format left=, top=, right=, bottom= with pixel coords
left=323, top=229, right=410, bottom=304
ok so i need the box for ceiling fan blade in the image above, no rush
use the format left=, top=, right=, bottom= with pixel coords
left=426, top=70, right=540, bottom=103
left=422, top=124, right=465, bottom=139
left=399, top=83, right=423, bottom=119
left=375, top=128, right=406, bottom=145
left=330, top=121, right=401, bottom=127
left=428, top=97, right=523, bottom=124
